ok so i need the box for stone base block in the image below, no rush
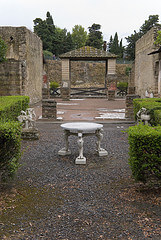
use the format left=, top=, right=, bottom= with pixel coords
left=98, top=149, right=108, bottom=156
left=21, top=128, right=39, bottom=140
left=75, top=157, right=86, bottom=164
left=58, top=148, right=71, bottom=156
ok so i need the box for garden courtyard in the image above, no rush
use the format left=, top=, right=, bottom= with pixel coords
left=0, top=98, right=161, bottom=239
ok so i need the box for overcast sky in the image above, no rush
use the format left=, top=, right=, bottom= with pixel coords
left=0, top=0, right=161, bottom=45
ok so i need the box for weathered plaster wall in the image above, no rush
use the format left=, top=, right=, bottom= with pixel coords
left=0, top=26, right=43, bottom=104
left=135, top=26, right=161, bottom=98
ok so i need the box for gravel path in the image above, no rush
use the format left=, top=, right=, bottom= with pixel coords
left=0, top=123, right=161, bottom=239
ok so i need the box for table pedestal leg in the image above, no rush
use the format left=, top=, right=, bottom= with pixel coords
left=75, top=132, right=86, bottom=164
left=58, top=130, right=71, bottom=156
left=96, top=129, right=108, bottom=156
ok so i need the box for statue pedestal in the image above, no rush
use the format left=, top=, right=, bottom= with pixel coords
left=21, top=128, right=39, bottom=140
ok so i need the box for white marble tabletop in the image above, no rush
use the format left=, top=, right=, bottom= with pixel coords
left=61, top=122, right=103, bottom=132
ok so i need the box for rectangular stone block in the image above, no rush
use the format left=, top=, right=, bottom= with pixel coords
left=42, top=99, right=57, bottom=119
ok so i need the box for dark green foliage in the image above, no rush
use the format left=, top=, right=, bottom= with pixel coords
left=0, top=96, right=29, bottom=181
left=33, top=12, right=74, bottom=56
left=108, top=32, right=124, bottom=58
left=0, top=96, right=29, bottom=122
left=86, top=23, right=103, bottom=49
left=133, top=98, right=161, bottom=125
left=140, top=15, right=160, bottom=35
left=125, top=15, right=160, bottom=60
left=0, top=121, right=21, bottom=181
left=125, top=31, right=141, bottom=60
left=0, top=37, right=7, bottom=63
left=127, top=124, right=161, bottom=183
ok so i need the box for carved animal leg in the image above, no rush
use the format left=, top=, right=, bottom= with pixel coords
left=58, top=130, right=71, bottom=156
left=75, top=132, right=86, bottom=164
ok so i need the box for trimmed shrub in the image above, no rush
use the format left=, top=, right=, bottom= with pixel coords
left=127, top=124, right=161, bottom=183
left=0, top=121, right=21, bottom=180
left=0, top=96, right=29, bottom=122
left=0, top=96, right=29, bottom=181
left=133, top=98, right=161, bottom=125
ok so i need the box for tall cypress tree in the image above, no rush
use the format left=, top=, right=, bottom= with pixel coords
left=108, top=32, right=124, bottom=58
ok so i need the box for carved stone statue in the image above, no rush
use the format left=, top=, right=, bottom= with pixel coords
left=18, top=108, right=36, bottom=129
left=137, top=107, right=151, bottom=125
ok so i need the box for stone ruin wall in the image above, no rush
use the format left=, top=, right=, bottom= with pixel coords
left=0, top=27, right=43, bottom=104
left=135, top=26, right=161, bottom=98
left=44, top=60, right=130, bottom=87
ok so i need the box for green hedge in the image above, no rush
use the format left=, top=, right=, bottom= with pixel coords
left=0, top=121, right=21, bottom=180
left=127, top=124, right=161, bottom=183
left=133, top=98, right=161, bottom=125
left=0, top=96, right=29, bottom=122
left=0, top=96, right=29, bottom=181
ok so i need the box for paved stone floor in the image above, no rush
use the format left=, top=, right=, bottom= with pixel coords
left=34, top=98, right=128, bottom=122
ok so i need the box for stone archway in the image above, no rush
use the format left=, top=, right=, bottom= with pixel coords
left=59, top=46, right=117, bottom=100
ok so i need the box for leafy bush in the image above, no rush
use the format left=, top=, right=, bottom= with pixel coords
left=117, top=82, right=128, bottom=89
left=50, top=81, right=59, bottom=89
left=127, top=124, right=161, bottom=183
left=0, top=96, right=29, bottom=181
left=0, top=121, right=21, bottom=181
left=0, top=96, right=29, bottom=122
left=133, top=98, right=161, bottom=125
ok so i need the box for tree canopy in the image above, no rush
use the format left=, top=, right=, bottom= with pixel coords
left=86, top=23, right=103, bottom=49
left=108, top=32, right=124, bottom=58
left=125, top=15, right=161, bottom=60
left=71, top=25, right=87, bottom=49
left=33, top=12, right=74, bottom=56
left=0, top=37, right=7, bottom=63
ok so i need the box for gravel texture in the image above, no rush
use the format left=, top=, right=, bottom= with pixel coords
left=0, top=122, right=161, bottom=240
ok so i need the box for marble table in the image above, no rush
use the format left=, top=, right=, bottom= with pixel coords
left=58, top=122, right=108, bottom=164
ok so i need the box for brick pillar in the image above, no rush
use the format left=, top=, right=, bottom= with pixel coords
left=42, top=99, right=57, bottom=119
left=61, top=59, right=70, bottom=100
left=125, top=94, right=140, bottom=120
